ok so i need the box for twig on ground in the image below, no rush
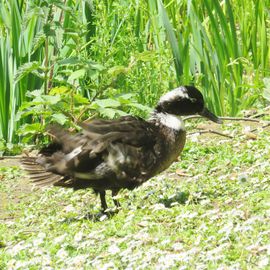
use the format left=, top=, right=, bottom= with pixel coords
left=0, top=156, right=23, bottom=160
left=184, top=115, right=263, bottom=123
left=250, top=122, right=270, bottom=133
left=188, top=129, right=233, bottom=139
left=220, top=117, right=262, bottom=122
left=250, top=105, right=270, bottom=118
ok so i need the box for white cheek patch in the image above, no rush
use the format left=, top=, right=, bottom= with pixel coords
left=159, top=87, right=189, bottom=103
left=157, top=113, right=185, bottom=131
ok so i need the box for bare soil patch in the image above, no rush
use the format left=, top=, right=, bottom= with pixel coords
left=0, top=158, right=34, bottom=221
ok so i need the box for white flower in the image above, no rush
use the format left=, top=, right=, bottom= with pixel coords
left=74, top=231, right=84, bottom=242
left=218, top=222, right=233, bottom=235
left=161, top=239, right=170, bottom=246
left=12, top=260, right=30, bottom=269
left=8, top=241, right=31, bottom=256
left=157, top=253, right=181, bottom=269
left=100, top=262, right=116, bottom=270
left=108, top=244, right=120, bottom=255
left=33, top=237, right=44, bottom=246
left=56, top=248, right=68, bottom=258
left=54, top=234, right=67, bottom=244
left=172, top=242, right=184, bottom=251
left=100, top=214, right=108, bottom=221
left=150, top=203, right=166, bottom=211
left=37, top=232, right=46, bottom=239
left=258, top=257, right=269, bottom=268
left=7, top=259, right=16, bottom=268
left=64, top=204, right=76, bottom=212
left=41, top=254, right=52, bottom=266
left=70, top=255, right=87, bottom=266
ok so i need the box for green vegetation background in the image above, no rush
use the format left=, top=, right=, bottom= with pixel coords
left=0, top=0, right=269, bottom=149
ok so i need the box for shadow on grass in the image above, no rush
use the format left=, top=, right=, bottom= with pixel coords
left=60, top=209, right=119, bottom=223
left=159, top=191, right=190, bottom=207
left=158, top=190, right=221, bottom=208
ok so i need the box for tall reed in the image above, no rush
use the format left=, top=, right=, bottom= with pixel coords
left=0, top=0, right=44, bottom=143
left=149, top=0, right=269, bottom=115
left=0, top=0, right=95, bottom=144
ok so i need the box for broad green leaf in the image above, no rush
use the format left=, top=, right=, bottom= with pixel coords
left=128, top=103, right=152, bottom=113
left=16, top=107, right=51, bottom=120
left=117, top=93, right=135, bottom=100
left=87, top=69, right=99, bottom=80
left=108, top=66, right=127, bottom=77
left=49, top=86, right=70, bottom=95
left=98, top=108, right=116, bottom=118
left=118, top=93, right=136, bottom=104
left=58, top=57, right=81, bottom=65
left=86, top=60, right=104, bottom=71
left=52, top=113, right=67, bottom=125
left=37, top=95, right=61, bottom=105
left=26, top=89, right=44, bottom=97
left=114, top=109, right=129, bottom=117
left=68, top=69, right=86, bottom=82
left=73, top=94, right=89, bottom=104
left=18, top=123, right=43, bottom=135
left=94, top=99, right=121, bottom=108
left=98, top=108, right=128, bottom=119
left=21, top=134, right=35, bottom=144
left=14, top=61, right=40, bottom=84
left=31, top=32, right=46, bottom=55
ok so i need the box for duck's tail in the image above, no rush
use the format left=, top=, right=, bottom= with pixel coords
left=21, top=156, right=66, bottom=187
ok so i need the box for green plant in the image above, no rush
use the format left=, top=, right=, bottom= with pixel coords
left=1, top=0, right=167, bottom=146
left=17, top=84, right=151, bottom=143
left=148, top=0, right=270, bottom=116
left=0, top=0, right=44, bottom=144
left=1, top=0, right=269, bottom=146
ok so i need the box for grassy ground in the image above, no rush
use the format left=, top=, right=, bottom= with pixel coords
left=0, top=120, right=270, bottom=269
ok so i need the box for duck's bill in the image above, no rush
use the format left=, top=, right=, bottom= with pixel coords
left=199, top=107, right=222, bottom=124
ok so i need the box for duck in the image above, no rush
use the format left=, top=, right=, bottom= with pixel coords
left=21, top=86, right=222, bottom=212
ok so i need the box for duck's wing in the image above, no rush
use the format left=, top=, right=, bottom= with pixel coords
left=21, top=125, right=101, bottom=187
left=22, top=116, right=162, bottom=188
left=79, top=116, right=163, bottom=183
left=80, top=115, right=157, bottom=153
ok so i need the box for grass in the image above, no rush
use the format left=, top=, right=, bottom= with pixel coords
left=0, top=120, right=270, bottom=269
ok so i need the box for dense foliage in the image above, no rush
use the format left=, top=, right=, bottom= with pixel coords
left=0, top=0, right=269, bottom=147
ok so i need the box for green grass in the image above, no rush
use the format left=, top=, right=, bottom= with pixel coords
left=0, top=121, right=269, bottom=269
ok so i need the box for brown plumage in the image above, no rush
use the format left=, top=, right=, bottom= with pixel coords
left=21, top=86, right=221, bottom=211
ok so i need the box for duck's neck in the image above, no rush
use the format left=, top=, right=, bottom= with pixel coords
left=148, top=110, right=185, bottom=131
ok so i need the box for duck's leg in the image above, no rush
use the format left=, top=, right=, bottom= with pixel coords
left=99, top=191, right=108, bottom=211
left=112, top=190, right=121, bottom=208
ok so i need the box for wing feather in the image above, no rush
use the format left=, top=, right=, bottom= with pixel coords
left=22, top=116, right=161, bottom=189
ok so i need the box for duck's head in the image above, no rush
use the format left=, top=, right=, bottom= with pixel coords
left=155, top=86, right=222, bottom=124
